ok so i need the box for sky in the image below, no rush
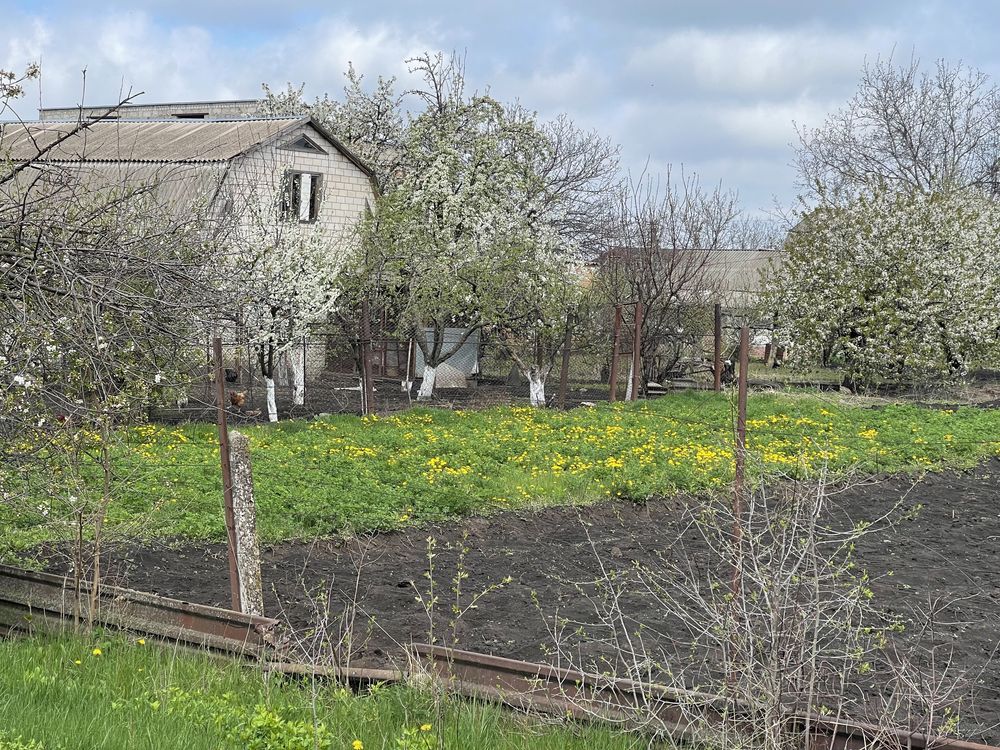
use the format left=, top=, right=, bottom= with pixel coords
left=3, top=0, right=999, bottom=216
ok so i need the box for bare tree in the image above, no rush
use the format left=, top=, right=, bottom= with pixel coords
left=542, top=470, right=982, bottom=747
left=795, top=55, right=1000, bottom=200
left=594, top=168, right=743, bottom=387
left=1, top=73, right=222, bottom=606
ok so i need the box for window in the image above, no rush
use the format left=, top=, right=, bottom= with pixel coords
left=282, top=135, right=327, bottom=154
left=173, top=113, right=207, bottom=119
left=281, top=171, right=323, bottom=223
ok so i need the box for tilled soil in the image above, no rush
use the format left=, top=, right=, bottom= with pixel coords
left=50, top=460, right=1000, bottom=743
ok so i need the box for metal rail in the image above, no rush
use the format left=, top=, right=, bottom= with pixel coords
left=0, top=563, right=276, bottom=657
left=412, top=644, right=1000, bottom=750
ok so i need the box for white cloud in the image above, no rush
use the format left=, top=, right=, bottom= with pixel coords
left=2, top=10, right=437, bottom=112
left=628, top=26, right=896, bottom=96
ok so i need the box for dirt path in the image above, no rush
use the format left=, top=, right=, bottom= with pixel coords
left=63, top=460, right=1000, bottom=743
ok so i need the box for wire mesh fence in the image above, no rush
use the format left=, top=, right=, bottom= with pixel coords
left=145, top=302, right=829, bottom=423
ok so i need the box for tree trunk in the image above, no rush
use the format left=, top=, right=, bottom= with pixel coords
left=625, top=359, right=635, bottom=400
left=527, top=370, right=547, bottom=407
left=417, top=365, right=437, bottom=401
left=265, top=377, right=278, bottom=422
left=288, top=345, right=305, bottom=406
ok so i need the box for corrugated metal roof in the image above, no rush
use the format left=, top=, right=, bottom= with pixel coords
left=0, top=118, right=303, bottom=163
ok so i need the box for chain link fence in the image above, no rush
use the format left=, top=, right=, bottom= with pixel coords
left=148, top=302, right=838, bottom=423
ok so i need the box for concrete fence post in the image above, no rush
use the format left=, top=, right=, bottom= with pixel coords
left=228, top=430, right=264, bottom=617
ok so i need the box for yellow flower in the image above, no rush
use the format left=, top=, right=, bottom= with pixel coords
left=136, top=638, right=146, bottom=646
left=73, top=659, right=82, bottom=665
left=91, top=648, right=102, bottom=657
left=352, top=741, right=364, bottom=750
left=420, top=724, right=432, bottom=732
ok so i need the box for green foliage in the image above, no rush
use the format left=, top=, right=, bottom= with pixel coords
left=4, top=392, right=1000, bottom=551
left=0, top=634, right=648, bottom=750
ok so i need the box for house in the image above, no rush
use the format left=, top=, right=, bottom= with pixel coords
left=1, top=107, right=379, bottom=405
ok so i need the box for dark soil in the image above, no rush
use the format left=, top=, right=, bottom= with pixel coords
left=46, top=460, right=1000, bottom=743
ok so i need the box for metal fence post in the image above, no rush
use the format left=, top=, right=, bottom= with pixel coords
left=558, top=312, right=574, bottom=410
left=732, top=325, right=749, bottom=600
left=714, top=303, right=723, bottom=392
left=609, top=305, right=622, bottom=403
left=360, top=299, right=375, bottom=415
left=212, top=337, right=242, bottom=613
left=630, top=301, right=644, bottom=401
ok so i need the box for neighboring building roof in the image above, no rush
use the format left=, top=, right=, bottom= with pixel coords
left=598, top=246, right=784, bottom=298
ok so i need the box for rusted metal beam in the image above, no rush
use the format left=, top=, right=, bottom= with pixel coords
left=412, top=644, right=1000, bottom=750
left=263, top=661, right=401, bottom=685
left=0, top=563, right=276, bottom=657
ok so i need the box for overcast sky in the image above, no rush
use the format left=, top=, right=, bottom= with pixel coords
left=3, top=0, right=999, bottom=215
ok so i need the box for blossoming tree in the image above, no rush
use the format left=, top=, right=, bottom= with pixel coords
left=768, top=190, right=1000, bottom=388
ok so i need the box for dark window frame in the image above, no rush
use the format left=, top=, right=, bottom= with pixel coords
left=280, top=170, right=324, bottom=223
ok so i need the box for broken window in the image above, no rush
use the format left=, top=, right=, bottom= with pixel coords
left=280, top=171, right=323, bottom=223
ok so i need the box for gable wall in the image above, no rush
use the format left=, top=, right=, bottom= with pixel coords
left=222, top=122, right=375, bottom=244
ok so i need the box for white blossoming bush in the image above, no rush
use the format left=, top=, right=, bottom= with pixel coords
left=770, top=190, right=1000, bottom=388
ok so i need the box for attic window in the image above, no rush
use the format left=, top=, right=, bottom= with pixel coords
left=283, top=135, right=327, bottom=154
left=281, top=171, right=323, bottom=223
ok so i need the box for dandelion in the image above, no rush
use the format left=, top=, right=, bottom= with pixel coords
left=420, top=723, right=432, bottom=732
left=91, top=647, right=102, bottom=657
left=73, top=659, right=82, bottom=665
left=136, top=638, right=146, bottom=646
left=352, top=741, right=364, bottom=750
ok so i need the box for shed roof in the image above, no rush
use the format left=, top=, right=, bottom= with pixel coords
left=0, top=117, right=304, bottom=164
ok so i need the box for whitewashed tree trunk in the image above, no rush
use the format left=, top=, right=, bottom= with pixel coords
left=527, top=370, right=547, bottom=407
left=625, top=360, right=634, bottom=400
left=265, top=377, right=278, bottom=422
left=288, top=345, right=305, bottom=406
left=417, top=365, right=437, bottom=401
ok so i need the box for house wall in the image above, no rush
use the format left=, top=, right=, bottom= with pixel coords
left=222, top=121, right=375, bottom=244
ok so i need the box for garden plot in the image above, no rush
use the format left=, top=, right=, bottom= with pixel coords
left=69, top=457, right=1000, bottom=745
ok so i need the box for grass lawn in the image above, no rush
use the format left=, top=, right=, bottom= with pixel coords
left=0, top=633, right=647, bottom=750
left=4, top=391, right=1000, bottom=550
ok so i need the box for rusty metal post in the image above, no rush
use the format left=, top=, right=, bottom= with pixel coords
left=212, top=337, right=242, bottom=613
left=360, top=298, right=375, bottom=416
left=630, top=302, right=644, bottom=401
left=763, top=341, right=772, bottom=365
left=557, top=312, right=574, bottom=410
left=713, top=303, right=723, bottom=392
left=228, top=430, right=264, bottom=617
left=731, top=327, right=749, bottom=601
left=727, top=325, right=750, bottom=689
left=608, top=305, right=622, bottom=402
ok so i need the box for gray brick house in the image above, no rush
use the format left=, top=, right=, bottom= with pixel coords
left=2, top=103, right=380, bottom=411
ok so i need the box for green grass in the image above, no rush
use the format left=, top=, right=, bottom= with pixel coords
left=0, top=633, right=649, bottom=750
left=5, top=391, right=1000, bottom=550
